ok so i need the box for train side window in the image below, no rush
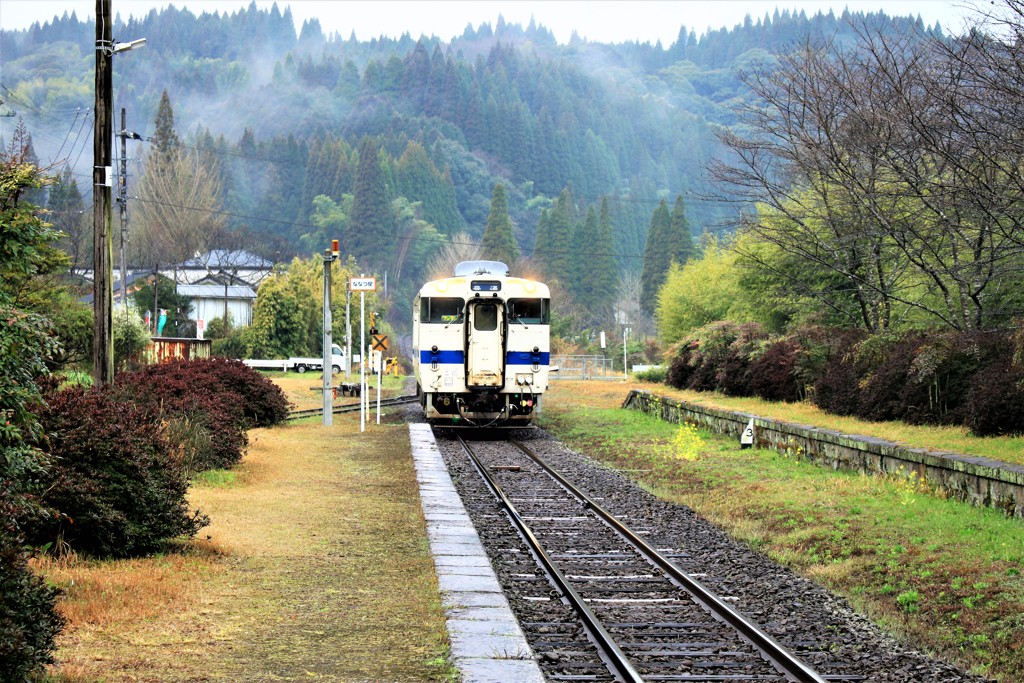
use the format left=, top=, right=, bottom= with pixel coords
left=421, top=297, right=464, bottom=324
left=474, top=303, right=498, bottom=331
left=508, top=298, right=549, bottom=325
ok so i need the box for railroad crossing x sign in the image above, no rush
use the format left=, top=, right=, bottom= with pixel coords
left=371, top=333, right=389, bottom=351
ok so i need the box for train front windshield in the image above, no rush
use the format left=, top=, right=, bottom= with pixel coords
left=507, top=298, right=550, bottom=325
left=420, top=297, right=465, bottom=323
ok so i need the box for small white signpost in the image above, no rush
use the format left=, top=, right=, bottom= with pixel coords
left=349, top=276, right=377, bottom=432
left=740, top=417, right=755, bottom=449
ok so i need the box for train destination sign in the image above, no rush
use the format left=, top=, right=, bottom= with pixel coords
left=349, top=276, right=377, bottom=291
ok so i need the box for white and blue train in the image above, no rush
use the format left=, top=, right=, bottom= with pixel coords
left=413, top=260, right=551, bottom=426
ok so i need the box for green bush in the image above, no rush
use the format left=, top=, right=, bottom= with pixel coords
left=1, top=137, right=70, bottom=679
left=633, top=366, right=667, bottom=383
left=0, top=518, right=64, bottom=683
left=212, top=330, right=248, bottom=359
left=113, top=306, right=152, bottom=371
left=0, top=306, right=64, bottom=679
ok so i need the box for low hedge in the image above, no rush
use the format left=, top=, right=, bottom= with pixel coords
left=663, top=323, right=1024, bottom=436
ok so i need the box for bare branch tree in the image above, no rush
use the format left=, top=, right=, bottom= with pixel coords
left=130, top=148, right=226, bottom=267
left=714, top=13, right=1024, bottom=331
left=426, top=231, right=480, bottom=280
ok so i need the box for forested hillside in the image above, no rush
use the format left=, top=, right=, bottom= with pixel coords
left=0, top=4, right=941, bottom=327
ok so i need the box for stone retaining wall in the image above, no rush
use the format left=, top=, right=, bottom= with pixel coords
left=623, top=390, right=1024, bottom=519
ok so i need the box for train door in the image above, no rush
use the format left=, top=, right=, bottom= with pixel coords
left=466, top=300, right=504, bottom=387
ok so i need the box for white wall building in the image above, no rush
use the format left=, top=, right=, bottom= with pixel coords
left=177, top=283, right=256, bottom=328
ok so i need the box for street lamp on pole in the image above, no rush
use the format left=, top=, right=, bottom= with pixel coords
left=92, top=0, right=144, bottom=385
left=116, top=108, right=143, bottom=314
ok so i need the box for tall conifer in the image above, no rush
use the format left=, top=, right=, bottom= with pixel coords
left=640, top=198, right=672, bottom=314
left=667, top=194, right=695, bottom=267
left=349, top=136, right=394, bottom=271
left=535, top=187, right=575, bottom=285
left=589, top=197, right=618, bottom=311
left=480, top=183, right=519, bottom=266
left=568, top=207, right=597, bottom=303
left=152, top=90, right=180, bottom=164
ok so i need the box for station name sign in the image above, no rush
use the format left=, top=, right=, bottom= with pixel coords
left=349, top=277, right=377, bottom=291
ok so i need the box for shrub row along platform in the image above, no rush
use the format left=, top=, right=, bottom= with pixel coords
left=623, top=390, right=1024, bottom=519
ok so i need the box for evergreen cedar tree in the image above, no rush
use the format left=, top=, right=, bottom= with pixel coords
left=481, top=183, right=519, bottom=265
left=641, top=195, right=694, bottom=314
left=532, top=187, right=576, bottom=285
left=152, top=89, right=181, bottom=164
left=568, top=198, right=617, bottom=314
left=349, top=136, right=395, bottom=272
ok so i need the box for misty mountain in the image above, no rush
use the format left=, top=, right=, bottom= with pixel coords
left=0, top=4, right=940, bottom=280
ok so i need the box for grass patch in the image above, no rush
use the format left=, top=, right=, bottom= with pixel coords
left=41, top=398, right=451, bottom=682
left=539, top=380, right=1024, bottom=682
left=191, top=468, right=238, bottom=488
left=274, top=372, right=409, bottom=413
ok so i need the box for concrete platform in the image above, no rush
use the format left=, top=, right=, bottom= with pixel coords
left=408, top=424, right=545, bottom=683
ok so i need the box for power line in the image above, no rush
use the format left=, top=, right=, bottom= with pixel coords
left=130, top=195, right=665, bottom=262
left=50, top=108, right=82, bottom=164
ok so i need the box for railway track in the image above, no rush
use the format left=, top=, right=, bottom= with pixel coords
left=288, top=394, right=419, bottom=420
left=274, top=400, right=984, bottom=682
left=443, top=431, right=863, bottom=683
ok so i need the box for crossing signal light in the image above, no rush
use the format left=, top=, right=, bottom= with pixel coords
left=331, top=239, right=339, bottom=257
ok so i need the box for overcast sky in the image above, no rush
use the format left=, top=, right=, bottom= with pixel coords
left=2, top=1, right=981, bottom=44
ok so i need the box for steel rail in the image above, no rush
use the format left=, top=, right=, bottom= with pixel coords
left=287, top=394, right=418, bottom=420
left=509, top=438, right=829, bottom=683
left=453, top=434, right=645, bottom=683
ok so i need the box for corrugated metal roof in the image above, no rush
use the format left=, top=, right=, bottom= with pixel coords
left=177, top=249, right=273, bottom=269
left=178, top=284, right=256, bottom=299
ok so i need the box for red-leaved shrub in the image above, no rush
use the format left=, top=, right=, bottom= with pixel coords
left=854, top=333, right=927, bottom=422
left=114, top=361, right=250, bottom=472
left=134, top=358, right=290, bottom=427
left=749, top=338, right=803, bottom=402
left=665, top=341, right=695, bottom=389
left=812, top=330, right=868, bottom=415
left=965, top=359, right=1024, bottom=436
left=29, top=386, right=209, bottom=558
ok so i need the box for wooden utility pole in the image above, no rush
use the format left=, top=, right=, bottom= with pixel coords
left=92, top=0, right=114, bottom=384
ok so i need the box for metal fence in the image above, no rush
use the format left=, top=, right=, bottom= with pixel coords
left=550, top=355, right=622, bottom=380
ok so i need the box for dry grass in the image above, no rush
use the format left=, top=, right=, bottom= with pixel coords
left=32, top=551, right=209, bottom=629
left=42, top=408, right=451, bottom=682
